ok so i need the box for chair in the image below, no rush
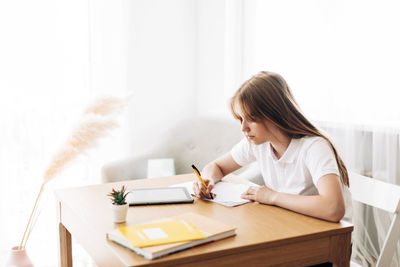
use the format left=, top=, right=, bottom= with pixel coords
left=101, top=116, right=263, bottom=184
left=349, top=172, right=400, bottom=267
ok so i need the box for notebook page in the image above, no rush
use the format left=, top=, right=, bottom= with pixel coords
left=171, top=181, right=253, bottom=207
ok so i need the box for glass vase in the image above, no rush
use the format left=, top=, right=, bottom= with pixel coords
left=4, top=246, right=34, bottom=267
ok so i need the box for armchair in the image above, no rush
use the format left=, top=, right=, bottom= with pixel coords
left=101, top=116, right=263, bottom=184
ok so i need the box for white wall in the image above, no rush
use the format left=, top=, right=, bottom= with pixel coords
left=123, top=0, right=239, bottom=157
left=195, top=0, right=226, bottom=116
left=88, top=0, right=129, bottom=95
left=123, top=0, right=197, bottom=155
left=196, top=0, right=244, bottom=118
left=242, top=0, right=400, bottom=124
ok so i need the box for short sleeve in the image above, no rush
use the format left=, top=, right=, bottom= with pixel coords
left=305, top=138, right=340, bottom=185
left=230, top=138, right=257, bottom=166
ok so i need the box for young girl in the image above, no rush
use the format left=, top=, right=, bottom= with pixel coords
left=193, top=71, right=348, bottom=222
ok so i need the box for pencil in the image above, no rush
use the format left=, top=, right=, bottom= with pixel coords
left=191, top=164, right=214, bottom=199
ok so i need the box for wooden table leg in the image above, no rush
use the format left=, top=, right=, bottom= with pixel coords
left=57, top=201, right=72, bottom=267
left=59, top=222, right=73, bottom=267
left=330, top=233, right=351, bottom=267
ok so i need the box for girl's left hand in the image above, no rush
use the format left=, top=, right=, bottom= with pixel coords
left=241, top=185, right=278, bottom=205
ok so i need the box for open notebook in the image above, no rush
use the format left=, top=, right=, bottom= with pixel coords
left=171, top=181, right=253, bottom=207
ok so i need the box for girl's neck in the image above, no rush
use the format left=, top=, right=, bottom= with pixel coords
left=270, top=134, right=291, bottom=159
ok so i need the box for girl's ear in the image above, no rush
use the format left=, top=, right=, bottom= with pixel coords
left=261, top=119, right=272, bottom=131
left=262, top=117, right=273, bottom=126
left=263, top=119, right=286, bottom=135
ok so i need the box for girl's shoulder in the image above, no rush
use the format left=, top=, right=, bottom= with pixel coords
left=301, top=135, right=326, bottom=143
left=299, top=135, right=331, bottom=151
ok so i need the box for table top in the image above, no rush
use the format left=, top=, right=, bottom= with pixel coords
left=55, top=174, right=353, bottom=267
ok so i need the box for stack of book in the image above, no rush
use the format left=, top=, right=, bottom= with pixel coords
left=106, top=212, right=236, bottom=260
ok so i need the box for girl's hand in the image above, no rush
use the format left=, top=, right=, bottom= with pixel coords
left=241, top=185, right=278, bottom=205
left=193, top=179, right=216, bottom=199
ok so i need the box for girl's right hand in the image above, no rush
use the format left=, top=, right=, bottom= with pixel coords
left=193, top=179, right=216, bottom=199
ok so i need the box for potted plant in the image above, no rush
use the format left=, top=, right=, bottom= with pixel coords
left=108, top=185, right=130, bottom=223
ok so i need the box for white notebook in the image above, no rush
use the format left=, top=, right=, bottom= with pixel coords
left=171, top=181, right=253, bottom=207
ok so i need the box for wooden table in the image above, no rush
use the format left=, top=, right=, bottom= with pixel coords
left=55, top=174, right=353, bottom=267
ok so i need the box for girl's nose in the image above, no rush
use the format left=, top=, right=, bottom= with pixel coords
left=241, top=121, right=249, bottom=132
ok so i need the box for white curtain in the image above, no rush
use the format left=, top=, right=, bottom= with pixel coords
left=0, top=0, right=129, bottom=266
left=239, top=0, right=400, bottom=266
left=0, top=0, right=215, bottom=265
left=317, top=122, right=400, bottom=266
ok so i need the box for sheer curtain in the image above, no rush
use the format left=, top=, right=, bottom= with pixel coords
left=0, top=0, right=207, bottom=265
left=0, top=0, right=129, bottom=266
left=317, top=121, right=400, bottom=266
left=239, top=0, right=400, bottom=265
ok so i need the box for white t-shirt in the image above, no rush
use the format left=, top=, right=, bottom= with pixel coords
left=231, top=136, right=340, bottom=196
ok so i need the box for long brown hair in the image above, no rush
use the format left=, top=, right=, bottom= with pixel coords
left=230, top=71, right=349, bottom=187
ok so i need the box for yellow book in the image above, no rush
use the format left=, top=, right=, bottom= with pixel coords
left=106, top=212, right=236, bottom=260
left=117, top=219, right=207, bottom=247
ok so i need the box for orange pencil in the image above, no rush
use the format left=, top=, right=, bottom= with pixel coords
left=191, top=164, right=213, bottom=199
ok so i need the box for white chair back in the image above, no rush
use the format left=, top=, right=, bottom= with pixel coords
left=349, top=172, right=400, bottom=267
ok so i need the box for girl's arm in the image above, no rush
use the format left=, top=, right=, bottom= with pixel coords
left=194, top=153, right=241, bottom=198
left=203, top=153, right=242, bottom=183
left=241, top=174, right=345, bottom=222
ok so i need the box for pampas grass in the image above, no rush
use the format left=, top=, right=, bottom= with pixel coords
left=84, top=95, right=132, bottom=116
left=43, top=116, right=118, bottom=183
left=19, top=95, right=131, bottom=249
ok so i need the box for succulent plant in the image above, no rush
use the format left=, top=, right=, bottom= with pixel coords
left=107, top=185, right=129, bottom=205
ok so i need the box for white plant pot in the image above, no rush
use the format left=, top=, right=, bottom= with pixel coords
left=111, top=203, right=128, bottom=223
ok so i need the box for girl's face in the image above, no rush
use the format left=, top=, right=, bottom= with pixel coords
left=235, top=105, right=273, bottom=145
